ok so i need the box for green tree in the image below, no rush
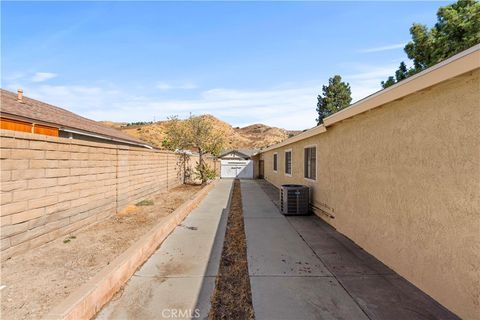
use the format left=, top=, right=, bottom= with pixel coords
left=395, top=61, right=410, bottom=82
left=163, top=115, right=225, bottom=184
left=381, top=76, right=396, bottom=89
left=382, top=62, right=413, bottom=88
left=382, top=0, right=480, bottom=88
left=316, top=75, right=352, bottom=124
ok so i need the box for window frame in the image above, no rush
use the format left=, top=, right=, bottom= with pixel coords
left=284, top=149, right=292, bottom=177
left=273, top=152, right=278, bottom=173
left=304, top=145, right=317, bottom=181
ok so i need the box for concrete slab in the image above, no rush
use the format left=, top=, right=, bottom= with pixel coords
left=242, top=199, right=283, bottom=218
left=173, top=211, right=227, bottom=237
left=244, top=217, right=331, bottom=276
left=319, top=252, right=382, bottom=276
left=250, top=276, right=368, bottom=320
left=96, top=179, right=233, bottom=320
left=287, top=217, right=345, bottom=254
left=181, top=207, right=226, bottom=220
left=257, top=179, right=459, bottom=320
left=332, top=247, right=394, bottom=276
left=136, top=231, right=224, bottom=277
left=242, top=206, right=283, bottom=218
left=241, top=179, right=363, bottom=320
left=242, top=180, right=330, bottom=276
left=337, top=274, right=459, bottom=320
left=288, top=215, right=337, bottom=237
left=255, top=179, right=281, bottom=208
left=288, top=216, right=395, bottom=275
left=97, top=276, right=215, bottom=320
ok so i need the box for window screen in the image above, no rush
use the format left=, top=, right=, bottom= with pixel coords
left=304, top=147, right=316, bottom=179
left=273, top=154, right=278, bottom=171
left=285, top=151, right=292, bottom=175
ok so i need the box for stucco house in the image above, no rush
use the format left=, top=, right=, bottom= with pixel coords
left=0, top=44, right=477, bottom=320
left=257, top=45, right=479, bottom=319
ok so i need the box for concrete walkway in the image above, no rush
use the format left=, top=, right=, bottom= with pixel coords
left=242, top=180, right=459, bottom=320
left=97, top=179, right=233, bottom=320
left=96, top=179, right=458, bottom=320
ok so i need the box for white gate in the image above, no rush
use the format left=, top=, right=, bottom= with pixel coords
left=220, top=160, right=253, bottom=179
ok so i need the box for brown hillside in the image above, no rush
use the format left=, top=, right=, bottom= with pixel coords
left=100, top=115, right=300, bottom=150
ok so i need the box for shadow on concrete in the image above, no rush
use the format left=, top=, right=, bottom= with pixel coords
left=95, top=180, right=234, bottom=320
left=98, top=178, right=458, bottom=319
left=257, top=179, right=459, bottom=320
left=192, top=184, right=234, bottom=319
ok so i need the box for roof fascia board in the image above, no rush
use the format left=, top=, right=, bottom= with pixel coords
left=260, top=45, right=479, bottom=154
left=1, top=111, right=152, bottom=149
left=324, top=44, right=480, bottom=126
left=0, top=112, right=61, bottom=129
left=261, top=125, right=326, bottom=152
left=59, top=128, right=153, bottom=149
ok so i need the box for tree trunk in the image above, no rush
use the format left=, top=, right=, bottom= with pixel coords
left=198, top=148, right=206, bottom=184
left=183, top=152, right=187, bottom=184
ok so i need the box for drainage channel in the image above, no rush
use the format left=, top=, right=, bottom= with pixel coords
left=209, top=179, right=255, bottom=320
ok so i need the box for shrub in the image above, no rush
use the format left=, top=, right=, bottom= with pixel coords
left=135, top=199, right=154, bottom=206
left=193, top=163, right=217, bottom=183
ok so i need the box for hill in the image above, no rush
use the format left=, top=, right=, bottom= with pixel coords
left=101, top=115, right=301, bottom=150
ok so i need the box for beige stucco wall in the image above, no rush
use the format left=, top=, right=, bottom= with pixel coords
left=260, top=69, right=480, bottom=319
left=0, top=130, right=216, bottom=260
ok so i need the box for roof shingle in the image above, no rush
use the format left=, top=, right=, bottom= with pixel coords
left=0, top=89, right=149, bottom=146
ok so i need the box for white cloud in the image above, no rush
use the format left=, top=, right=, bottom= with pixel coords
left=156, top=81, right=197, bottom=91
left=127, top=86, right=318, bottom=129
left=343, top=63, right=399, bottom=102
left=3, top=72, right=26, bottom=82
left=5, top=84, right=117, bottom=113
left=31, top=72, right=58, bottom=82
left=10, top=82, right=317, bottom=129
left=5, top=61, right=396, bottom=130
left=358, top=43, right=405, bottom=53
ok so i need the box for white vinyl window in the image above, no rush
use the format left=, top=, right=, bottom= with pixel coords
left=285, top=150, right=292, bottom=175
left=304, top=147, right=316, bottom=180
left=273, top=153, right=278, bottom=172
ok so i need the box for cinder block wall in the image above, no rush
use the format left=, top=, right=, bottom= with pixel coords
left=0, top=130, right=208, bottom=260
left=259, top=69, right=480, bottom=319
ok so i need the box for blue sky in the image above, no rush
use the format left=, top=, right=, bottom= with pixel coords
left=2, top=1, right=447, bottom=129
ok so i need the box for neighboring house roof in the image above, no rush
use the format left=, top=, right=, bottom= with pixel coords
left=0, top=89, right=151, bottom=148
left=219, top=149, right=260, bottom=158
left=261, top=44, right=480, bottom=152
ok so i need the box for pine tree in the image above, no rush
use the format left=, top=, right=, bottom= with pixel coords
left=395, top=62, right=409, bottom=82
left=316, top=75, right=352, bottom=124
left=381, top=0, right=480, bottom=88
left=381, top=76, right=396, bottom=89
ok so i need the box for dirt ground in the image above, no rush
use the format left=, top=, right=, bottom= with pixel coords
left=0, top=184, right=203, bottom=320
left=209, top=179, right=254, bottom=320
